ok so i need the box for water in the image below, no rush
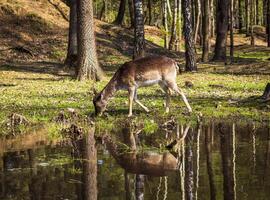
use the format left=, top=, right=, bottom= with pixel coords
left=0, top=122, right=269, bottom=200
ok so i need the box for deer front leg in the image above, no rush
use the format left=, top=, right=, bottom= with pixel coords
left=175, top=87, right=192, bottom=113
left=128, top=87, right=135, bottom=117
left=133, top=89, right=150, bottom=113
left=165, top=88, right=172, bottom=113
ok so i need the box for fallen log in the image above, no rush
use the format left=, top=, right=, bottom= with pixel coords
left=261, top=83, right=270, bottom=101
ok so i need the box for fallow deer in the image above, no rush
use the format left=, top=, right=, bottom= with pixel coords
left=93, top=56, right=192, bottom=117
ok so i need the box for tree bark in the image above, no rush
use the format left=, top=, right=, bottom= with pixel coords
left=210, top=0, right=215, bottom=37
left=250, top=0, right=255, bottom=45
left=202, top=0, right=210, bottom=62
left=230, top=0, right=234, bottom=63
left=194, top=0, right=201, bottom=44
left=267, top=0, right=270, bottom=46
left=261, top=83, right=270, bottom=100
left=163, top=0, right=169, bottom=48
left=82, top=129, right=97, bottom=200
left=133, top=0, right=145, bottom=59
left=147, top=0, right=152, bottom=25
left=77, top=0, right=104, bottom=81
left=245, top=0, right=250, bottom=35
left=169, top=0, right=178, bottom=50
left=183, top=0, right=197, bottom=71
left=114, top=0, right=127, bottom=25
left=65, top=0, right=77, bottom=68
left=238, top=0, right=243, bottom=30
left=128, top=0, right=135, bottom=27
left=177, top=0, right=182, bottom=51
left=212, top=0, right=229, bottom=61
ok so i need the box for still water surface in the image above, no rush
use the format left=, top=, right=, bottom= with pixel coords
left=0, top=122, right=269, bottom=200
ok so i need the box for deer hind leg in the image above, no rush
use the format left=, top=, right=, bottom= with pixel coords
left=159, top=82, right=172, bottom=113
left=128, top=87, right=136, bottom=117
left=133, top=89, right=150, bottom=113
left=171, top=83, right=192, bottom=113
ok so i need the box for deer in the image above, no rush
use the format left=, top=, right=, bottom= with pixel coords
left=93, top=56, right=192, bottom=117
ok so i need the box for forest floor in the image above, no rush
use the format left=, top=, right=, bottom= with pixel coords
left=0, top=0, right=270, bottom=135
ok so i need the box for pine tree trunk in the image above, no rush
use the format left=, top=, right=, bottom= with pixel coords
left=202, top=0, right=210, bottom=62
left=239, top=0, right=243, bottom=30
left=212, top=0, right=229, bottom=61
left=77, top=0, right=104, bottom=81
left=183, top=0, right=198, bottom=71
left=194, top=0, right=201, bottom=44
left=230, top=0, right=234, bottom=63
left=163, top=0, right=169, bottom=48
left=264, top=0, right=268, bottom=25
left=250, top=0, right=255, bottom=45
left=147, top=0, right=152, bottom=25
left=114, top=0, right=126, bottom=25
left=128, top=0, right=135, bottom=27
left=267, top=0, right=270, bottom=47
left=177, top=0, right=182, bottom=51
left=245, top=0, right=250, bottom=35
left=169, top=0, right=178, bottom=50
left=210, top=0, right=215, bottom=37
left=133, top=0, right=145, bottom=59
left=65, top=0, right=77, bottom=68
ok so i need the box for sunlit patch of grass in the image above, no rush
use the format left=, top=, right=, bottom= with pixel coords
left=235, top=51, right=270, bottom=61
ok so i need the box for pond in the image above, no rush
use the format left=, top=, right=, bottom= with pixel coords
left=0, top=122, right=269, bottom=200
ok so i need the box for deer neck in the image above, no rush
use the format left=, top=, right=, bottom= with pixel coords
left=100, top=77, right=118, bottom=104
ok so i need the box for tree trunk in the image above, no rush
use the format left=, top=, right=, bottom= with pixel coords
left=82, top=129, right=97, bottom=200
left=185, top=132, right=194, bottom=200
left=202, top=0, right=210, bottom=62
left=212, top=0, right=229, bottom=61
left=194, top=0, right=201, bottom=44
left=169, top=0, right=178, bottom=50
left=183, top=0, right=197, bottom=71
left=177, top=0, right=182, bottom=51
left=264, top=0, right=268, bottom=25
left=230, top=0, right=234, bottom=63
left=245, top=0, right=250, bottom=35
left=266, top=0, right=270, bottom=47
left=77, top=0, right=104, bottom=81
left=250, top=0, right=255, bottom=45
left=205, top=126, right=217, bottom=200
left=163, top=0, right=169, bottom=48
left=114, top=0, right=126, bottom=25
left=210, top=0, right=215, bottom=37
left=133, top=0, right=145, bottom=59
left=147, top=0, right=152, bottom=25
left=128, top=0, right=135, bottom=27
left=65, top=0, right=77, bottom=68
left=238, top=0, right=243, bottom=30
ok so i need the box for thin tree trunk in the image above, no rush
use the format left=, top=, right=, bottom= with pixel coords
left=230, top=0, right=234, bottom=63
left=205, top=126, right=217, bottom=200
left=185, top=131, right=194, bottom=200
left=163, top=0, right=169, bottom=48
left=202, top=0, right=210, bottom=62
left=77, top=0, right=104, bottom=81
left=245, top=0, right=250, bottom=35
left=194, top=0, right=201, bottom=44
left=128, top=0, right=135, bottom=27
left=267, top=0, right=270, bottom=46
left=133, top=0, right=145, bottom=59
left=114, top=0, right=127, bottom=25
left=238, top=0, right=243, bottom=30
left=264, top=0, right=268, bottom=25
left=167, top=0, right=173, bottom=18
left=183, top=0, right=197, bottom=71
left=250, top=0, right=255, bottom=45
left=212, top=0, right=229, bottom=61
left=65, top=0, right=77, bottom=68
left=169, top=0, right=178, bottom=50
left=210, top=0, right=215, bottom=37
left=255, top=0, right=259, bottom=24
left=147, top=0, right=152, bottom=25
left=177, top=0, right=182, bottom=51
